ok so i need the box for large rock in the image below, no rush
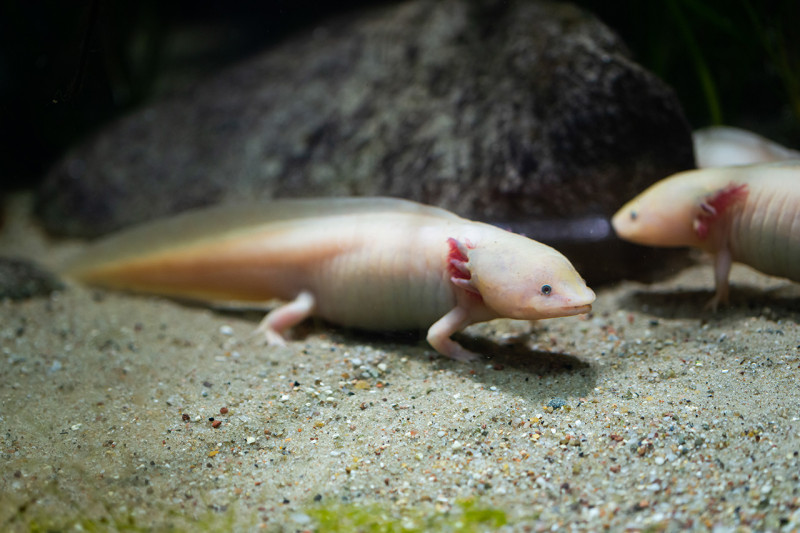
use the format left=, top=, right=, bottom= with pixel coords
left=38, top=0, right=694, bottom=283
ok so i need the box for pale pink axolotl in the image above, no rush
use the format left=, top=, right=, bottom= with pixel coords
left=612, top=161, right=800, bottom=309
left=63, top=197, right=595, bottom=361
left=692, top=126, right=800, bottom=168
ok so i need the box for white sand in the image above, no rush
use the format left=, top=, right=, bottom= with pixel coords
left=2, top=194, right=799, bottom=531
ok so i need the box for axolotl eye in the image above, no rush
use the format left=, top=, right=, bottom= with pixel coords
left=629, top=210, right=638, bottom=221
left=540, top=284, right=552, bottom=296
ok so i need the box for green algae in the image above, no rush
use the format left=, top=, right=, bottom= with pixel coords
left=310, top=499, right=508, bottom=533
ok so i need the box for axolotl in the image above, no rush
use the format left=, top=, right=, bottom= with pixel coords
left=63, top=197, right=595, bottom=361
left=612, top=161, right=800, bottom=308
left=692, top=126, right=800, bottom=169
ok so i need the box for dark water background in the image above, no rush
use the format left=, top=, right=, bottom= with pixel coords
left=2, top=0, right=798, bottom=190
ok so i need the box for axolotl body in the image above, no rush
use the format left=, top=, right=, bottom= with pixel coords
left=612, top=161, right=800, bottom=308
left=64, top=197, right=595, bottom=361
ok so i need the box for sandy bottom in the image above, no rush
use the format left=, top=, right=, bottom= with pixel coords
left=2, top=194, right=800, bottom=531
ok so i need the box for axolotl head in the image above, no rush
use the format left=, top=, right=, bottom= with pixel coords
left=611, top=170, right=714, bottom=248
left=463, top=231, right=595, bottom=320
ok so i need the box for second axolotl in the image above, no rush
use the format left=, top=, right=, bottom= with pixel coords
left=612, top=161, right=800, bottom=309
left=63, top=197, right=595, bottom=361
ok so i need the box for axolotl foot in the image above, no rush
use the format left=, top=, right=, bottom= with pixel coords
left=254, top=291, right=316, bottom=345
left=443, top=344, right=482, bottom=362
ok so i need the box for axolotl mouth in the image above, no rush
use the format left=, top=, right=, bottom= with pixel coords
left=566, top=303, right=593, bottom=315
left=555, top=303, right=593, bottom=317
left=532, top=302, right=592, bottom=320
left=556, top=286, right=596, bottom=317
left=554, top=286, right=596, bottom=317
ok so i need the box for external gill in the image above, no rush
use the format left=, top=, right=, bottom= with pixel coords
left=446, top=237, right=479, bottom=296
left=693, top=183, right=749, bottom=240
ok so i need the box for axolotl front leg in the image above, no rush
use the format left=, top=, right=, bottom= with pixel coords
left=426, top=307, right=481, bottom=362
left=693, top=183, right=748, bottom=311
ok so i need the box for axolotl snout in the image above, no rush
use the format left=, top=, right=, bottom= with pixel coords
left=63, top=197, right=595, bottom=361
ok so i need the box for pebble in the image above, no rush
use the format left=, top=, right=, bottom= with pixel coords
left=547, top=398, right=567, bottom=410
left=290, top=513, right=311, bottom=525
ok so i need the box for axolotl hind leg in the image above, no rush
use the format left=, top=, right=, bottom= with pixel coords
left=255, top=290, right=316, bottom=345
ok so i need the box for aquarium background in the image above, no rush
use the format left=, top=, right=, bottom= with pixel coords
left=1, top=0, right=798, bottom=190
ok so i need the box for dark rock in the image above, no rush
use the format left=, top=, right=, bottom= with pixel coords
left=0, top=257, right=63, bottom=300
left=37, top=0, right=694, bottom=283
